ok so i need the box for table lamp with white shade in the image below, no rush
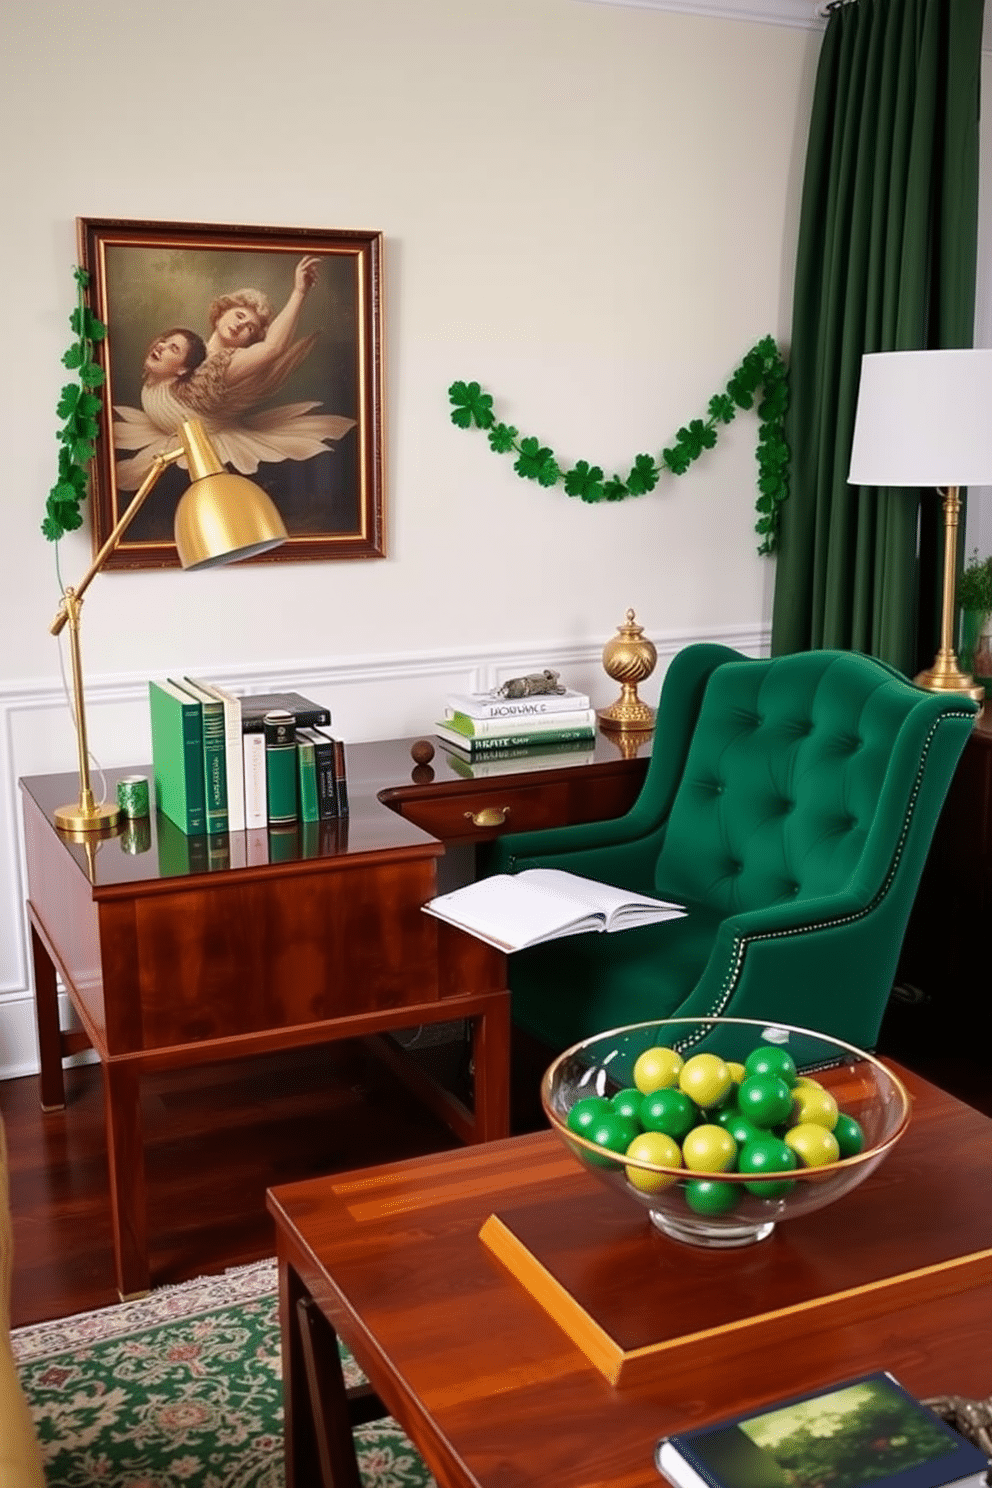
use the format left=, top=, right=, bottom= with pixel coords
left=848, top=348, right=992, bottom=702
left=50, top=417, right=288, bottom=839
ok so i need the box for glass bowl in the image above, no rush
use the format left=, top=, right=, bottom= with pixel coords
left=541, top=1016, right=911, bottom=1249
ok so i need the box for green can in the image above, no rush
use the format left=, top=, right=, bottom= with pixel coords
left=117, top=774, right=150, bottom=819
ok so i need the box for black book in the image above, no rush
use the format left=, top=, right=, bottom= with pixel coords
left=655, top=1372, right=990, bottom=1488
left=298, top=727, right=338, bottom=819
left=239, top=691, right=331, bottom=733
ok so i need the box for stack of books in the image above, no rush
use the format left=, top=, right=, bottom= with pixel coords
left=149, top=679, right=349, bottom=837
left=435, top=685, right=596, bottom=757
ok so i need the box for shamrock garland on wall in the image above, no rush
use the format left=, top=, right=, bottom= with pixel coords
left=448, top=335, right=790, bottom=555
left=42, top=268, right=107, bottom=544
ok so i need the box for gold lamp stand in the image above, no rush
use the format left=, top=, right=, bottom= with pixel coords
left=914, top=485, right=984, bottom=703
left=50, top=419, right=287, bottom=839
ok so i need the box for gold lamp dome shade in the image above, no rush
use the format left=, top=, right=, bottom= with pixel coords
left=174, top=419, right=288, bottom=570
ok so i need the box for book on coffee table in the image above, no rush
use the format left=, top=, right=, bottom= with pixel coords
left=655, top=1371, right=990, bottom=1488
left=422, top=868, right=684, bottom=953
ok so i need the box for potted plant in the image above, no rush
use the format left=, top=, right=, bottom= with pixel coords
left=957, top=549, right=992, bottom=679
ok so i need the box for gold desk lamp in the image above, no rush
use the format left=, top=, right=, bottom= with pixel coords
left=848, top=349, right=992, bottom=703
left=50, top=418, right=288, bottom=839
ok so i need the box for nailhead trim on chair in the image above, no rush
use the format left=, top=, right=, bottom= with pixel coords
left=672, top=709, right=973, bottom=1053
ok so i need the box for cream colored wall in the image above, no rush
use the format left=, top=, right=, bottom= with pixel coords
left=0, top=0, right=817, bottom=1075
left=5, top=0, right=813, bottom=684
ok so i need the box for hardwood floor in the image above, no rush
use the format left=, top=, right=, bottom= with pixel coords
left=3, top=1013, right=987, bottom=1332
left=2, top=1038, right=471, bottom=1330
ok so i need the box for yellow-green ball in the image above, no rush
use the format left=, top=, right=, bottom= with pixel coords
left=633, top=1046, right=684, bottom=1095
left=624, top=1131, right=683, bottom=1192
left=791, top=1085, right=839, bottom=1130
left=682, top=1124, right=737, bottom=1173
left=784, top=1122, right=841, bottom=1167
left=679, top=1053, right=733, bottom=1109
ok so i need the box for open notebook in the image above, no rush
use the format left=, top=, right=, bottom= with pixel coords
left=422, top=868, right=685, bottom=954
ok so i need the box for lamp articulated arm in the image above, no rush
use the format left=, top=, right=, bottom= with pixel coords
left=48, top=415, right=287, bottom=840
left=49, top=447, right=185, bottom=838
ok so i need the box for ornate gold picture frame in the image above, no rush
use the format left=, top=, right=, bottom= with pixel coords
left=78, top=217, right=385, bottom=569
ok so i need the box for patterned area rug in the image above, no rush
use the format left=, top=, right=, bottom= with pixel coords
left=11, top=1259, right=435, bottom=1488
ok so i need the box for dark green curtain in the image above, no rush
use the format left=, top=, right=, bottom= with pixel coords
left=771, top=0, right=984, bottom=674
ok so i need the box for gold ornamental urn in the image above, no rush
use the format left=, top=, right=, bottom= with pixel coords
left=597, top=608, right=657, bottom=734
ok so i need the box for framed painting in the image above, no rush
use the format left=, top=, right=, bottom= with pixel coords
left=77, top=217, right=385, bottom=569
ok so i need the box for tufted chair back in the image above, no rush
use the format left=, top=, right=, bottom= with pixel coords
left=488, top=644, right=978, bottom=1055
left=655, top=651, right=933, bottom=915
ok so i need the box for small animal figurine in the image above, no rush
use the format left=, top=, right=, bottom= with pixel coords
left=498, top=668, right=566, bottom=698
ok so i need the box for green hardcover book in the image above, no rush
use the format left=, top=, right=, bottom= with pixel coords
left=434, top=721, right=596, bottom=755
left=149, top=680, right=206, bottom=835
left=264, top=710, right=299, bottom=825
left=174, top=678, right=228, bottom=834
left=296, top=732, right=320, bottom=823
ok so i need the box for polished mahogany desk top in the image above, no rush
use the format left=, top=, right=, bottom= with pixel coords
left=19, top=731, right=650, bottom=892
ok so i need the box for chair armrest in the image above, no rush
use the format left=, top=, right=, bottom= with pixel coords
left=671, top=886, right=906, bottom=1050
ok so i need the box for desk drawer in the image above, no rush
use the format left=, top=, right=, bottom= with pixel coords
left=396, top=781, right=573, bottom=842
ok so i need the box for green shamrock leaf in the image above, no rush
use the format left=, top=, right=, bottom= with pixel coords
left=514, top=436, right=556, bottom=482
left=626, top=454, right=659, bottom=495
left=603, top=475, right=629, bottom=501
left=79, top=361, right=106, bottom=388
left=488, top=422, right=518, bottom=454
left=708, top=393, right=736, bottom=425
left=56, top=384, right=80, bottom=420
left=662, top=443, right=692, bottom=476
left=564, top=460, right=605, bottom=501
left=448, top=380, right=494, bottom=430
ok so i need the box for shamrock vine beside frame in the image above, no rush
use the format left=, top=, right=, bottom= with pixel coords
left=448, top=335, right=790, bottom=555
left=42, top=267, right=107, bottom=545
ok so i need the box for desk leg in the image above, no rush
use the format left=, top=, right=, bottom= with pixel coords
left=29, top=921, right=66, bottom=1112
left=102, top=1059, right=149, bottom=1299
left=470, top=994, right=511, bottom=1143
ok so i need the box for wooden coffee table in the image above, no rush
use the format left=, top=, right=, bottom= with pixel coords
left=267, top=1064, right=992, bottom=1488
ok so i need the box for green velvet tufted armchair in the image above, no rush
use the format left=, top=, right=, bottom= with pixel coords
left=486, top=644, right=978, bottom=1057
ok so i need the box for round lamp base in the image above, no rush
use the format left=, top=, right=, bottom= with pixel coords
left=54, top=800, right=123, bottom=840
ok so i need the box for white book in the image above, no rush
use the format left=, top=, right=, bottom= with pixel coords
left=442, top=706, right=598, bottom=738
left=187, top=678, right=245, bottom=833
left=422, top=869, right=684, bottom=954
left=446, top=687, right=591, bottom=720
left=242, top=730, right=268, bottom=829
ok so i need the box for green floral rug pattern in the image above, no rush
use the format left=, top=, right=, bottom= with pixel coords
left=12, top=1260, right=435, bottom=1488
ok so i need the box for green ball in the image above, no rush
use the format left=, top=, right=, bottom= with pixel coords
left=715, top=1108, right=763, bottom=1148
left=587, top=1112, right=640, bottom=1157
left=640, top=1088, right=697, bottom=1141
left=744, top=1045, right=798, bottom=1088
left=684, top=1178, right=741, bottom=1215
left=833, top=1112, right=865, bottom=1157
left=609, top=1088, right=644, bottom=1126
left=567, top=1097, right=610, bottom=1137
left=737, top=1073, right=794, bottom=1128
left=737, top=1135, right=799, bottom=1197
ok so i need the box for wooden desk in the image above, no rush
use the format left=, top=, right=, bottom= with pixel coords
left=266, top=1065, right=992, bottom=1488
left=20, top=735, right=648, bottom=1299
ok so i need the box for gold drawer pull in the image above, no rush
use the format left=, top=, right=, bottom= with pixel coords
left=464, top=806, right=511, bottom=828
